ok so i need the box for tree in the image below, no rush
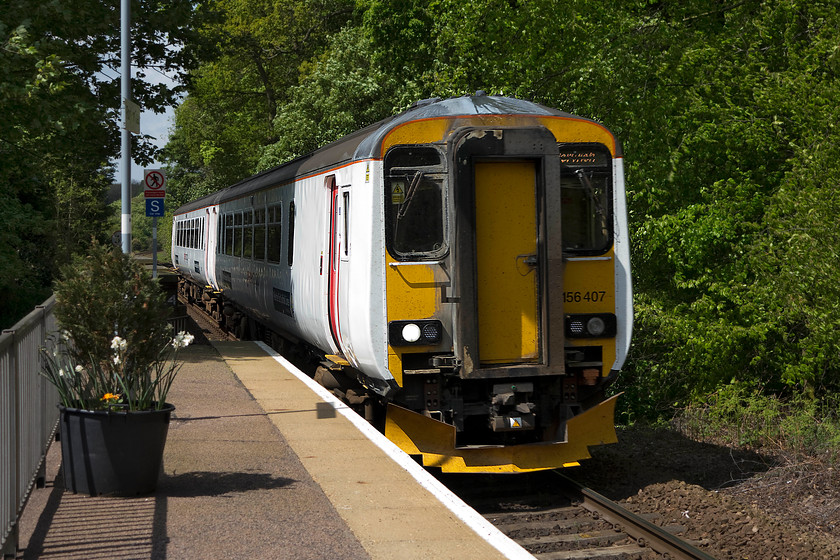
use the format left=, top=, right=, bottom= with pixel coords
left=162, top=0, right=356, bottom=205
left=0, top=0, right=204, bottom=328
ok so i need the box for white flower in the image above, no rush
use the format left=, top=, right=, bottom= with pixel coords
left=75, top=365, right=83, bottom=373
left=58, top=368, right=66, bottom=377
left=113, top=355, right=121, bottom=366
left=172, top=331, right=195, bottom=349
left=110, top=336, right=127, bottom=352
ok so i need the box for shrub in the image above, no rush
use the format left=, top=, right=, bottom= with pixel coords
left=42, top=241, right=192, bottom=410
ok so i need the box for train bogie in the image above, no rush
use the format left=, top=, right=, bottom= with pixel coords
left=172, top=95, right=632, bottom=473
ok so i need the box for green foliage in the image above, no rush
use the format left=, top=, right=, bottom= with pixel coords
left=258, top=26, right=403, bottom=168
left=48, top=241, right=193, bottom=410
left=55, top=242, right=171, bottom=373
left=0, top=0, right=205, bottom=328
left=677, top=382, right=840, bottom=463
left=162, top=0, right=356, bottom=202
left=166, top=0, right=840, bottom=427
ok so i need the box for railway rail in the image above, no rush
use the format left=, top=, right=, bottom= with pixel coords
left=441, top=471, right=717, bottom=560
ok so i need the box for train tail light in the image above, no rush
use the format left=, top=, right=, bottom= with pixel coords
left=565, top=314, right=617, bottom=338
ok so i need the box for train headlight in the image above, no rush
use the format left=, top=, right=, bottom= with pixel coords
left=565, top=314, right=617, bottom=338
left=389, top=320, right=443, bottom=346
left=402, top=323, right=422, bottom=343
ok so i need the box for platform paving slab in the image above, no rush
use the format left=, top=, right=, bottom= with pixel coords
left=214, top=341, right=511, bottom=560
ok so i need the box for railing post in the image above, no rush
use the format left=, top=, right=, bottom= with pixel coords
left=1, top=295, right=59, bottom=559
left=1, top=328, right=19, bottom=559
left=35, top=304, right=47, bottom=490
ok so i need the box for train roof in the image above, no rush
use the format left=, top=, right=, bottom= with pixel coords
left=173, top=94, right=618, bottom=215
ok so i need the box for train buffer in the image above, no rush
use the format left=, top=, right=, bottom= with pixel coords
left=13, top=341, right=533, bottom=559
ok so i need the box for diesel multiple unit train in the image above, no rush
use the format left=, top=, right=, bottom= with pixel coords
left=172, top=94, right=632, bottom=473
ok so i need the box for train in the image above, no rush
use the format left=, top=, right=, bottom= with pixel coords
left=171, top=94, right=632, bottom=473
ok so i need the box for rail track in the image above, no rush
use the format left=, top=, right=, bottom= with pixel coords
left=440, top=470, right=717, bottom=560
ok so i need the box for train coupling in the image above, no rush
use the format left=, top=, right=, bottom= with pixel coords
left=489, top=382, right=536, bottom=432
left=430, top=354, right=460, bottom=370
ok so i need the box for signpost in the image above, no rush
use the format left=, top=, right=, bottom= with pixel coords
left=144, top=169, right=166, bottom=278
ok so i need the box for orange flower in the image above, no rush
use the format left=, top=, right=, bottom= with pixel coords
left=101, top=393, right=121, bottom=401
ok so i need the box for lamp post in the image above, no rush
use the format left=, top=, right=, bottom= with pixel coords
left=120, top=0, right=131, bottom=254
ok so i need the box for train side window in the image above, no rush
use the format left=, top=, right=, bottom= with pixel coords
left=200, top=217, right=205, bottom=250
left=243, top=209, right=253, bottom=259
left=384, top=146, right=447, bottom=260
left=217, top=214, right=223, bottom=254
left=287, top=202, right=295, bottom=267
left=225, top=213, right=234, bottom=256
left=558, top=144, right=612, bottom=254
left=254, top=207, right=266, bottom=261
left=233, top=211, right=242, bottom=257
left=189, top=218, right=195, bottom=249
left=267, top=203, right=282, bottom=263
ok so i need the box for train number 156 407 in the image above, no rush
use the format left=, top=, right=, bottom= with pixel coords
left=563, top=290, right=607, bottom=303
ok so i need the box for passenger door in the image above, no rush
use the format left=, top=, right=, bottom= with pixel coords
left=474, top=161, right=540, bottom=364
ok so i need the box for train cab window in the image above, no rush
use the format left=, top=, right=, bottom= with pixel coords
left=254, top=207, right=266, bottom=261
left=243, top=209, right=253, bottom=259
left=267, top=204, right=282, bottom=263
left=233, top=212, right=243, bottom=257
left=559, top=144, right=612, bottom=254
left=384, top=146, right=447, bottom=260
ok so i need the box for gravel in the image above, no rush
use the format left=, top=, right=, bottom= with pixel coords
left=577, top=426, right=840, bottom=559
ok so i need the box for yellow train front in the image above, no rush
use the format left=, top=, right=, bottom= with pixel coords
left=375, top=96, right=632, bottom=473
left=172, top=94, right=632, bottom=474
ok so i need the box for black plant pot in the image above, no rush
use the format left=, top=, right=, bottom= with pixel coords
left=59, top=403, right=174, bottom=496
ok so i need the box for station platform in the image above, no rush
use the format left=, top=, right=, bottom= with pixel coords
left=14, top=341, right=533, bottom=559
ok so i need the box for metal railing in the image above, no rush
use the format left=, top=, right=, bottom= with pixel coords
left=1, top=296, right=60, bottom=559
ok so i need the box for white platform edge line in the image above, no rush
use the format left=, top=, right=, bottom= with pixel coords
left=253, top=341, right=536, bottom=560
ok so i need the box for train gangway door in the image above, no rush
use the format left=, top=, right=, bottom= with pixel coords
left=474, top=161, right=540, bottom=364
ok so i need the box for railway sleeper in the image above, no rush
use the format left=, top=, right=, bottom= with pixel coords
left=517, top=529, right=628, bottom=549
left=533, top=543, right=646, bottom=560
left=493, top=517, right=603, bottom=535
